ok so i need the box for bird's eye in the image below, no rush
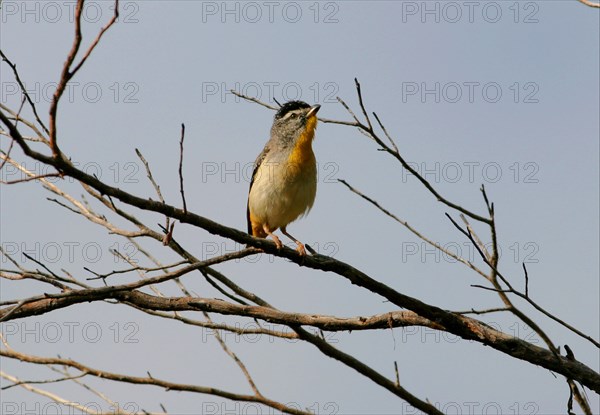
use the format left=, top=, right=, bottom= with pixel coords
left=289, top=113, right=297, bottom=119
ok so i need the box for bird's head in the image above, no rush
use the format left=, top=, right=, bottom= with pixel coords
left=270, top=101, right=321, bottom=146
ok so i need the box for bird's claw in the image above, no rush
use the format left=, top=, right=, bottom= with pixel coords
left=271, top=235, right=283, bottom=250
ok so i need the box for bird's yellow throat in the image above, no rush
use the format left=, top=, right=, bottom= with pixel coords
left=288, top=115, right=318, bottom=167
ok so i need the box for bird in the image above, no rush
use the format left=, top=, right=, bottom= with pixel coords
left=246, top=100, right=321, bottom=256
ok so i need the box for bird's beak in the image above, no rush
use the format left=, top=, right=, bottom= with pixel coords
left=306, top=104, right=321, bottom=118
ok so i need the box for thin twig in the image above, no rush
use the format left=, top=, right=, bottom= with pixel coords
left=448, top=214, right=600, bottom=349
left=0, top=103, right=46, bottom=141
left=455, top=307, right=511, bottom=315
left=460, top=214, right=492, bottom=263
left=0, top=371, right=101, bottom=415
left=203, top=312, right=262, bottom=397
left=339, top=179, right=488, bottom=279
left=69, top=1, right=120, bottom=75
left=230, top=90, right=279, bottom=110
left=523, top=263, right=529, bottom=298
left=84, top=260, right=189, bottom=281
left=135, top=147, right=170, bottom=233
left=178, top=123, right=187, bottom=214
left=0, top=50, right=49, bottom=135
left=372, top=111, right=399, bottom=154
left=0, top=349, right=309, bottom=415
left=135, top=148, right=166, bottom=204
left=354, top=78, right=373, bottom=132
left=1, top=172, right=62, bottom=184
left=1, top=372, right=88, bottom=390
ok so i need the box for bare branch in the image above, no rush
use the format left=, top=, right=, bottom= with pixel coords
left=48, top=0, right=119, bottom=156
left=69, top=1, right=120, bottom=75
left=292, top=325, right=443, bottom=415
left=449, top=214, right=600, bottom=349
left=1, top=114, right=598, bottom=389
left=0, top=349, right=310, bottom=415
left=339, top=178, right=489, bottom=279
left=0, top=371, right=101, bottom=415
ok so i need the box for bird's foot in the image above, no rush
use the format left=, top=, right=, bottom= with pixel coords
left=295, top=242, right=307, bottom=256
left=271, top=234, right=283, bottom=250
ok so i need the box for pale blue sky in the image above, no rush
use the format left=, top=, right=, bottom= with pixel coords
left=1, top=1, right=599, bottom=413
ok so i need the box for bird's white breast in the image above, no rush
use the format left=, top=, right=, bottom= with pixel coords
left=248, top=154, right=317, bottom=231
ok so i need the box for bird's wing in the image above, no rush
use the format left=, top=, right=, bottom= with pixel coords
left=246, top=143, right=271, bottom=234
